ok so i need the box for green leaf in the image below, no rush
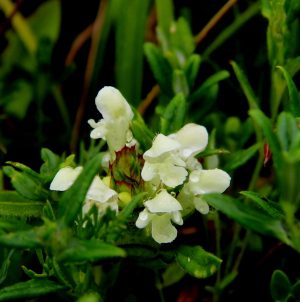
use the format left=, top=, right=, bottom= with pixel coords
left=115, top=0, right=150, bottom=105
left=2, top=166, right=48, bottom=201
left=155, top=0, right=174, bottom=39
left=0, top=199, right=44, bottom=218
left=58, top=153, right=102, bottom=225
left=0, top=279, right=65, bottom=301
left=240, top=191, right=283, bottom=219
left=131, top=111, right=155, bottom=151
left=249, top=109, right=283, bottom=175
left=291, top=280, right=300, bottom=300
left=77, top=292, right=102, bottom=302
left=161, top=262, right=186, bottom=288
left=40, top=148, right=61, bottom=182
left=0, top=228, right=42, bottom=248
left=224, top=143, right=260, bottom=171
left=172, top=69, right=189, bottom=96
left=189, top=70, right=230, bottom=103
left=29, top=0, right=61, bottom=43
left=203, top=193, right=291, bottom=246
left=58, top=239, right=126, bottom=263
left=277, top=66, right=300, bottom=116
left=230, top=61, right=259, bottom=109
left=0, top=250, right=14, bottom=285
left=184, top=54, right=201, bottom=89
left=1, top=80, right=33, bottom=119
left=270, top=270, right=292, bottom=301
left=176, top=245, right=222, bottom=279
left=276, top=112, right=299, bottom=151
left=144, top=42, right=173, bottom=96
left=160, top=93, right=186, bottom=134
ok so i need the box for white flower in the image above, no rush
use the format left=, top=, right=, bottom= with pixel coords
left=178, top=168, right=231, bottom=216
left=141, top=124, right=208, bottom=188
left=88, top=86, right=134, bottom=153
left=135, top=190, right=183, bottom=244
left=49, top=166, right=118, bottom=216
left=188, top=169, right=231, bottom=195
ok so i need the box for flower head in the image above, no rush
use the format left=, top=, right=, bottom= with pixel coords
left=88, top=86, right=134, bottom=153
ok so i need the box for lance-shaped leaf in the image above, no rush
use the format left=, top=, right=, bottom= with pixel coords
left=0, top=279, right=65, bottom=301
left=203, top=193, right=291, bottom=247
left=184, top=54, right=201, bottom=89
left=57, top=239, right=126, bottom=263
left=160, top=93, right=186, bottom=134
left=224, top=143, right=260, bottom=171
left=249, top=109, right=283, bottom=175
left=144, top=43, right=173, bottom=96
left=277, top=66, right=300, bottom=117
left=58, top=153, right=102, bottom=225
left=189, top=70, right=230, bottom=104
left=176, top=245, right=222, bottom=279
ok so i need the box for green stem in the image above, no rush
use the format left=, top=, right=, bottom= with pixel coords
left=0, top=0, right=37, bottom=54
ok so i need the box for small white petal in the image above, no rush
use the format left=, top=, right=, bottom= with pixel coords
left=87, top=176, right=117, bottom=203
left=193, top=197, right=210, bottom=214
left=144, top=134, right=180, bottom=161
left=136, top=209, right=152, bottom=228
left=170, top=123, right=208, bottom=158
left=171, top=211, right=183, bottom=225
left=189, top=169, right=231, bottom=194
left=95, top=86, right=133, bottom=121
left=159, top=162, right=188, bottom=188
left=151, top=214, right=178, bottom=243
left=88, top=119, right=107, bottom=139
left=145, top=190, right=182, bottom=213
left=141, top=161, right=157, bottom=182
left=50, top=166, right=82, bottom=191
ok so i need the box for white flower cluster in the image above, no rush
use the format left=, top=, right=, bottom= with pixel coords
left=50, top=87, right=231, bottom=244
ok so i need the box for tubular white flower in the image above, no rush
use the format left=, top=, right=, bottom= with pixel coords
left=189, top=169, right=231, bottom=195
left=88, top=86, right=134, bottom=152
left=49, top=166, right=118, bottom=217
left=143, top=134, right=180, bottom=162
left=135, top=190, right=183, bottom=244
left=169, top=123, right=208, bottom=159
left=49, top=166, right=83, bottom=191
left=144, top=190, right=182, bottom=213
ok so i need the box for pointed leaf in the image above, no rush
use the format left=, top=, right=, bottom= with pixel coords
left=58, top=239, right=126, bottom=263
left=231, top=61, right=259, bottom=109
left=277, top=66, right=300, bottom=116
left=184, top=54, right=201, bottom=88
left=176, top=245, right=222, bottom=279
left=203, top=193, right=291, bottom=246
left=0, top=279, right=65, bottom=301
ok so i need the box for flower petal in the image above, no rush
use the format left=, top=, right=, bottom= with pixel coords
left=50, top=166, right=82, bottom=191
left=87, top=176, right=117, bottom=203
left=141, top=161, right=157, bottom=182
left=145, top=190, right=182, bottom=213
left=88, top=119, right=107, bottom=139
left=170, top=123, right=208, bottom=158
left=135, top=209, right=153, bottom=228
left=189, top=169, right=231, bottom=194
left=151, top=214, right=178, bottom=243
left=158, top=162, right=188, bottom=188
left=193, top=197, right=210, bottom=214
left=95, top=86, right=133, bottom=121
left=144, top=134, right=180, bottom=161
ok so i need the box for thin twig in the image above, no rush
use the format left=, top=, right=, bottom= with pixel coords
left=138, top=84, right=160, bottom=115
left=195, top=0, right=238, bottom=45
left=65, top=24, right=93, bottom=66
left=70, top=0, right=108, bottom=152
